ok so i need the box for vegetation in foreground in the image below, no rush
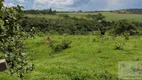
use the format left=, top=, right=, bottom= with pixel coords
left=0, top=1, right=33, bottom=80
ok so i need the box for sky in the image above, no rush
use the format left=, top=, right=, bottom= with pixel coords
left=3, top=0, right=142, bottom=11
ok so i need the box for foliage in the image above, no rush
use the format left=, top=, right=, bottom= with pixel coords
left=86, top=13, right=105, bottom=21
left=23, top=8, right=56, bottom=15
left=59, top=14, right=70, bottom=18
left=86, top=14, right=111, bottom=35
left=114, top=42, right=123, bottom=50
left=0, top=1, right=33, bottom=80
left=21, top=13, right=142, bottom=36
left=22, top=14, right=104, bottom=35
left=115, top=9, right=142, bottom=14
left=112, top=19, right=137, bottom=35
left=51, top=40, right=72, bottom=52
left=98, top=71, right=118, bottom=80
left=114, top=37, right=125, bottom=50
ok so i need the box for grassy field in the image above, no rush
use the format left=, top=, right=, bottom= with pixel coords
left=1, top=11, right=142, bottom=79
left=25, top=12, right=142, bottom=22
left=0, top=35, right=142, bottom=80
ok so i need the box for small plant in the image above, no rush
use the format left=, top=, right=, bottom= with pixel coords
left=124, top=35, right=129, bottom=40
left=123, top=32, right=130, bottom=40
left=62, top=40, right=72, bottom=49
left=99, top=71, right=118, bottom=80
left=114, top=37, right=125, bottom=50
left=114, top=42, right=123, bottom=50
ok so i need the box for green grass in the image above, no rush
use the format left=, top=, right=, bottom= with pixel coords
left=25, top=14, right=59, bottom=19
left=26, top=12, right=142, bottom=22
left=1, top=35, right=142, bottom=80
left=101, top=12, right=142, bottom=22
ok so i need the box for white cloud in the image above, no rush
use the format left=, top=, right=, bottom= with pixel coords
left=4, top=3, right=15, bottom=7
left=17, top=0, right=25, bottom=3
left=33, top=0, right=74, bottom=10
left=105, top=0, right=123, bottom=10
left=107, top=0, right=122, bottom=6
left=35, top=0, right=73, bottom=5
left=20, top=0, right=141, bottom=11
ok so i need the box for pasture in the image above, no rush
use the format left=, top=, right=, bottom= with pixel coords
left=25, top=12, right=142, bottom=22
left=0, top=35, right=142, bottom=80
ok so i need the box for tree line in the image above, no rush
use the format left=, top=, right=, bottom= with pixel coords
left=21, top=13, right=142, bottom=36
left=125, top=9, right=142, bottom=14
left=110, top=9, right=142, bottom=14
left=23, top=8, right=56, bottom=15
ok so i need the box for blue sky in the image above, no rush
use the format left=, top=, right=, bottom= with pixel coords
left=4, top=0, right=142, bottom=11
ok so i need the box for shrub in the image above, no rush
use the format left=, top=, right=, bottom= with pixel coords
left=54, top=44, right=64, bottom=52
left=62, top=40, right=72, bottom=49
left=51, top=40, right=72, bottom=52
left=114, top=36, right=126, bottom=50
left=113, top=19, right=137, bottom=35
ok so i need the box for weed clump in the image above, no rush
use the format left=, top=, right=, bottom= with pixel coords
left=114, top=37, right=125, bottom=50
left=114, top=42, right=124, bottom=50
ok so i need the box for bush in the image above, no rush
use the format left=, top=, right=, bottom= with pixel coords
left=113, top=19, right=137, bottom=35
left=51, top=40, right=72, bottom=52
left=62, top=40, right=72, bottom=49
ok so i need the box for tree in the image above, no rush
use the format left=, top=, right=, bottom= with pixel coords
left=0, top=0, right=33, bottom=79
left=49, top=8, right=52, bottom=15
left=113, top=19, right=137, bottom=35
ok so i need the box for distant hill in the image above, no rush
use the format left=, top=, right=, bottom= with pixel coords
left=110, top=9, right=142, bottom=14
left=125, top=9, right=142, bottom=14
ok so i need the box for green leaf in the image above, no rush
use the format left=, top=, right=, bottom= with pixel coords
left=0, top=20, right=4, bottom=26
left=0, top=0, right=3, bottom=9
